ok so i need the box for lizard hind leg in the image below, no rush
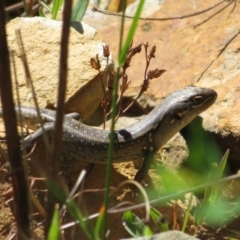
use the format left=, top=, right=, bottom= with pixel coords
left=65, top=112, right=81, bottom=121
left=21, top=122, right=55, bottom=152
left=134, top=150, right=155, bottom=183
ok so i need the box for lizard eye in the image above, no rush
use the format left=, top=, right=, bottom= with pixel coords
left=192, top=95, right=204, bottom=105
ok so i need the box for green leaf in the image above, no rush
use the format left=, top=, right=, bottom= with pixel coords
left=47, top=205, right=59, bottom=240
left=71, top=0, right=89, bottom=22
left=143, top=226, right=153, bottom=236
left=122, top=210, right=153, bottom=237
left=39, top=0, right=52, bottom=13
left=94, top=206, right=104, bottom=240
left=150, top=207, right=168, bottom=232
left=52, top=0, right=63, bottom=20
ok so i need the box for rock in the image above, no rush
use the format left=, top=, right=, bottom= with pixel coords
left=121, top=230, right=200, bottom=240
left=86, top=0, right=240, bottom=172
left=158, top=133, right=188, bottom=168
left=6, top=17, right=114, bottom=121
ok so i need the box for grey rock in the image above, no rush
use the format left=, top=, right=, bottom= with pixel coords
left=121, top=230, right=200, bottom=240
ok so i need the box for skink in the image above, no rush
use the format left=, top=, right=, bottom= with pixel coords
left=0, top=86, right=217, bottom=182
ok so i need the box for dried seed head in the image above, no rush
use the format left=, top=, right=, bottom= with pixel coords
left=131, top=43, right=142, bottom=55
left=105, top=89, right=112, bottom=103
left=101, top=99, right=108, bottom=108
left=122, top=74, right=128, bottom=85
left=124, top=56, right=131, bottom=69
left=149, top=45, right=156, bottom=59
left=147, top=68, right=166, bottom=79
left=90, top=54, right=101, bottom=70
left=107, top=71, right=115, bottom=90
left=123, top=43, right=142, bottom=69
left=103, top=45, right=110, bottom=58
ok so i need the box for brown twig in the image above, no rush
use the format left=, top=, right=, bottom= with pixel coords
left=97, top=42, right=165, bottom=123
left=102, top=71, right=114, bottom=128
left=90, top=54, right=106, bottom=95
left=46, top=0, right=73, bottom=235
left=196, top=29, right=240, bottom=82
left=15, top=29, right=52, bottom=154
left=0, top=2, right=32, bottom=239
left=115, top=43, right=142, bottom=121
left=4, top=0, right=38, bottom=13
left=90, top=46, right=112, bottom=129
left=92, top=0, right=232, bottom=21
left=193, top=0, right=235, bottom=27
left=121, top=43, right=165, bottom=115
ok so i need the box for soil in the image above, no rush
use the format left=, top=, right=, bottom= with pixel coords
left=1, top=138, right=240, bottom=240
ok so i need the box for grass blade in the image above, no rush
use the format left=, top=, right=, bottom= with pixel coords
left=47, top=205, right=60, bottom=240
left=21, top=0, right=29, bottom=16
left=94, top=206, right=104, bottom=240
left=101, top=1, right=145, bottom=238
left=52, top=0, right=63, bottom=20
left=150, top=207, right=169, bottom=232
left=46, top=179, right=95, bottom=240
left=209, top=149, right=229, bottom=204
left=39, top=0, right=52, bottom=13
left=118, top=0, right=145, bottom=65
left=39, top=7, right=46, bottom=18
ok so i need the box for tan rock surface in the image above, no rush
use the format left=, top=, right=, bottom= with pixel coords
left=6, top=17, right=114, bottom=121
left=1, top=1, right=240, bottom=240
left=86, top=0, right=240, bottom=171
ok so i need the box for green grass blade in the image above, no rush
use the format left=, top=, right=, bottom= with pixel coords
left=102, top=1, right=144, bottom=238
left=47, top=205, right=60, bottom=240
left=21, top=0, right=29, bottom=16
left=118, top=0, right=145, bottom=65
left=71, top=0, right=89, bottom=21
left=52, top=0, right=63, bottom=20
left=209, top=149, right=229, bottom=204
left=46, top=179, right=95, bottom=240
left=94, top=206, right=104, bottom=240
left=217, top=149, right=229, bottom=177
left=150, top=207, right=169, bottom=232
left=182, top=193, right=193, bottom=232
left=39, top=7, right=46, bottom=18
left=39, top=0, right=52, bottom=13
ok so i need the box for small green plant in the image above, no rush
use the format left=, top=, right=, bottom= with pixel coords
left=122, top=207, right=169, bottom=237
left=123, top=210, right=153, bottom=237
left=205, top=149, right=229, bottom=204
left=193, top=149, right=236, bottom=226
left=38, top=0, right=63, bottom=19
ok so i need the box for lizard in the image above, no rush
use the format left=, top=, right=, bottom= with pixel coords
left=0, top=86, right=217, bottom=183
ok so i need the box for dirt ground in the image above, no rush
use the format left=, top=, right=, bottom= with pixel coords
left=1, top=140, right=240, bottom=240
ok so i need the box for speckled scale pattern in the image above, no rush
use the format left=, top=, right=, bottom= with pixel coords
left=0, top=87, right=217, bottom=182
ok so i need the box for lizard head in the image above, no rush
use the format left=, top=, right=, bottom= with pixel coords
left=152, top=86, right=218, bottom=148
